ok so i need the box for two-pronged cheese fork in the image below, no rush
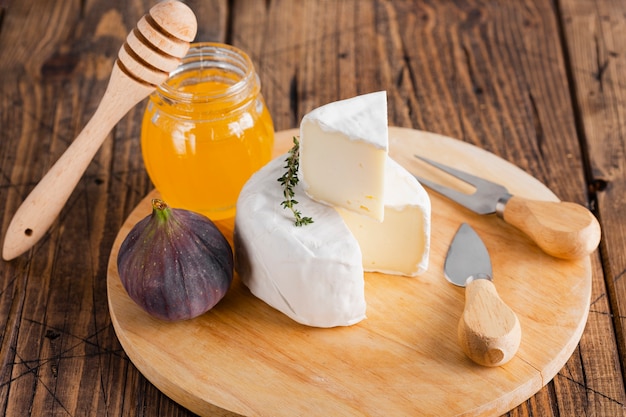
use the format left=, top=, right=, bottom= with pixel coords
left=413, top=155, right=601, bottom=260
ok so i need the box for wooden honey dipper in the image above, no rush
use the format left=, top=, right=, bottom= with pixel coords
left=2, top=0, right=197, bottom=261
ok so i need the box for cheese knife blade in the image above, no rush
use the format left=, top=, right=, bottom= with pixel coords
left=444, top=223, right=521, bottom=367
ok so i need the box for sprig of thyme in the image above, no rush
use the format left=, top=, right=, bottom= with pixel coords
left=277, top=137, right=314, bottom=227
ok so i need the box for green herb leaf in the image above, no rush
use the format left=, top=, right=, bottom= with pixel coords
left=277, top=136, right=314, bottom=227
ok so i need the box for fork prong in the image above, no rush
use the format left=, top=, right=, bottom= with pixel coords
left=413, top=155, right=510, bottom=215
left=413, top=175, right=481, bottom=210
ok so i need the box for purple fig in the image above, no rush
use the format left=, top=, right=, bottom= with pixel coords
left=117, top=199, right=233, bottom=321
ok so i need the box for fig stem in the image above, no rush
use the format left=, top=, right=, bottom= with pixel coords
left=151, top=199, right=171, bottom=223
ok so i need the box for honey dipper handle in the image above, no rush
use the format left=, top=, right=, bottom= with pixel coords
left=2, top=65, right=154, bottom=261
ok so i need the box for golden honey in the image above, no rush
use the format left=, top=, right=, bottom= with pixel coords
left=141, top=43, right=274, bottom=220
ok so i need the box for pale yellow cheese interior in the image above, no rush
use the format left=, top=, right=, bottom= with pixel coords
left=337, top=157, right=430, bottom=276
left=339, top=206, right=428, bottom=276
left=300, top=120, right=387, bottom=221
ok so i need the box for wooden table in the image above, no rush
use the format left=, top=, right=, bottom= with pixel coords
left=1, top=1, right=624, bottom=416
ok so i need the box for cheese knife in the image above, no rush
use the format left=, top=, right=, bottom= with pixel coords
left=414, top=155, right=601, bottom=260
left=445, top=223, right=521, bottom=367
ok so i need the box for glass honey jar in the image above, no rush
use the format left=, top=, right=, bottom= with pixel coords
left=140, top=42, right=274, bottom=220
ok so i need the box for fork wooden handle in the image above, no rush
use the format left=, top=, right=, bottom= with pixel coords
left=500, top=196, right=601, bottom=260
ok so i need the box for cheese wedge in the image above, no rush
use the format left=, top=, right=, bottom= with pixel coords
left=338, top=157, right=431, bottom=276
left=299, top=91, right=388, bottom=221
left=234, top=156, right=366, bottom=328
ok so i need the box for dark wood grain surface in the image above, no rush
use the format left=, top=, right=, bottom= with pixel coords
left=1, top=0, right=624, bottom=416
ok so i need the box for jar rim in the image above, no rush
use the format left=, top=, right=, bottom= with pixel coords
left=157, top=42, right=259, bottom=103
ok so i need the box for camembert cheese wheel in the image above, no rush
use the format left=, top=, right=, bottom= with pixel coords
left=235, top=92, right=430, bottom=328
left=234, top=155, right=431, bottom=327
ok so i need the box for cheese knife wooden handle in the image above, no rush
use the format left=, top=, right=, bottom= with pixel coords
left=500, top=195, right=601, bottom=260
left=457, top=278, right=521, bottom=367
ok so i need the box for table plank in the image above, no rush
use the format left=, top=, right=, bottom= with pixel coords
left=556, top=0, right=626, bottom=413
left=0, top=0, right=624, bottom=416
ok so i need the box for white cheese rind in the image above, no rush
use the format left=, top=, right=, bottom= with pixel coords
left=234, top=156, right=366, bottom=328
left=338, top=157, right=431, bottom=276
left=299, top=91, right=388, bottom=221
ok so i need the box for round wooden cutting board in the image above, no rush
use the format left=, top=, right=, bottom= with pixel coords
left=107, top=128, right=592, bottom=417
